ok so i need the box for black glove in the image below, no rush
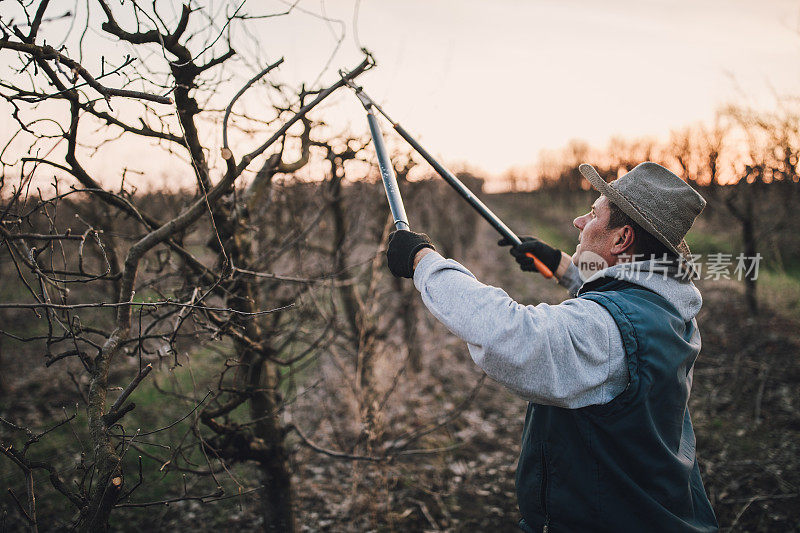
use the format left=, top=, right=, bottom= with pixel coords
left=387, top=230, right=435, bottom=278
left=498, top=235, right=561, bottom=274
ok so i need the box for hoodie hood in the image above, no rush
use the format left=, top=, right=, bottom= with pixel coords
left=582, top=260, right=702, bottom=321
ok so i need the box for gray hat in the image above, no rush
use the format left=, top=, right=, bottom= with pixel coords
left=578, top=162, right=706, bottom=268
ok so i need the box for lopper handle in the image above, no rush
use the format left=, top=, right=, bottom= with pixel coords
left=393, top=122, right=555, bottom=279
left=525, top=252, right=554, bottom=279
left=346, top=83, right=557, bottom=279
left=365, top=110, right=410, bottom=231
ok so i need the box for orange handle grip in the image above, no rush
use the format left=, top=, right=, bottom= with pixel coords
left=525, top=252, right=553, bottom=279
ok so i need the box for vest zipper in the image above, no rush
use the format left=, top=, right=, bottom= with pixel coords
left=541, top=445, right=550, bottom=532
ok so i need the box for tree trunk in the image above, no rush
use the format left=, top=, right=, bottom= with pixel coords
left=208, top=192, right=296, bottom=532
left=244, top=342, right=295, bottom=532
left=396, top=278, right=421, bottom=373
left=742, top=218, right=758, bottom=313
left=741, top=190, right=758, bottom=313
left=234, top=237, right=296, bottom=532
left=83, top=330, right=126, bottom=532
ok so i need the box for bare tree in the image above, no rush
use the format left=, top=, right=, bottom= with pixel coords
left=0, top=3, right=492, bottom=530
left=717, top=103, right=800, bottom=312
left=1, top=2, right=372, bottom=530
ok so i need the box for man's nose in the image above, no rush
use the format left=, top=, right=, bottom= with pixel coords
left=573, top=214, right=586, bottom=230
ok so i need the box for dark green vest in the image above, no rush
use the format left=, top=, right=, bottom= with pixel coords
left=516, top=277, right=717, bottom=532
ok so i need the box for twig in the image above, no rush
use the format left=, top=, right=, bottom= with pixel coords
left=753, top=361, right=770, bottom=424
left=221, top=58, right=284, bottom=155
left=231, top=266, right=333, bottom=283
left=23, top=412, right=78, bottom=453
left=236, top=53, right=373, bottom=173
left=2, top=232, right=84, bottom=241
left=410, top=499, right=439, bottom=531
left=109, top=363, right=153, bottom=414
left=289, top=423, right=383, bottom=462
left=134, top=391, right=213, bottom=437
left=114, top=487, right=224, bottom=508
left=0, top=301, right=294, bottom=317
left=1, top=451, right=37, bottom=531
left=6, top=488, right=34, bottom=528
left=727, top=493, right=798, bottom=530
left=395, top=443, right=463, bottom=457
left=387, top=374, right=486, bottom=452
left=0, top=41, right=173, bottom=104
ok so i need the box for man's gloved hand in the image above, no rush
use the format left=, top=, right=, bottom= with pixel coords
left=498, top=236, right=561, bottom=275
left=387, top=230, right=435, bottom=279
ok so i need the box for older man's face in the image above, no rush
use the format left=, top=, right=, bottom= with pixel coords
left=572, top=195, right=618, bottom=276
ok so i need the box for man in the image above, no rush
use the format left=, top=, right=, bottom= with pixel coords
left=386, top=162, right=718, bottom=532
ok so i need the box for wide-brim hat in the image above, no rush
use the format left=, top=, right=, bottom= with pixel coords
left=578, top=162, right=706, bottom=275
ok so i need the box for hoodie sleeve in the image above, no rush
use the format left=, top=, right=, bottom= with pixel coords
left=413, top=252, right=628, bottom=408
left=558, top=262, right=584, bottom=297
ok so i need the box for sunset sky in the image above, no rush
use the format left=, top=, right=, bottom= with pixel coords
left=2, top=0, right=800, bottom=189
left=262, top=0, right=800, bottom=178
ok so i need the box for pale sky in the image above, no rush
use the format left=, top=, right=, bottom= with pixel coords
left=2, top=0, right=800, bottom=189
left=282, top=0, right=800, bottom=176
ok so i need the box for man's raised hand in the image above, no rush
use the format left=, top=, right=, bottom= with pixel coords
left=498, top=236, right=562, bottom=276
left=387, top=230, right=435, bottom=278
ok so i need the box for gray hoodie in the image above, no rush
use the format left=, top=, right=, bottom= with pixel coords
left=413, top=253, right=703, bottom=409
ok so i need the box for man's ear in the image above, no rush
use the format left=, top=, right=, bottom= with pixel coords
left=611, top=225, right=635, bottom=255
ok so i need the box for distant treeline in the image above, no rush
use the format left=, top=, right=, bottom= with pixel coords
left=499, top=102, right=800, bottom=310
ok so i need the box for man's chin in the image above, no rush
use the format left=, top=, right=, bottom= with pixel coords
left=574, top=251, right=609, bottom=279
left=572, top=245, right=582, bottom=266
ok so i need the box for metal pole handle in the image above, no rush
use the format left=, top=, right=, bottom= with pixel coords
left=344, top=78, right=553, bottom=279
left=366, top=110, right=410, bottom=231
left=392, top=123, right=521, bottom=245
